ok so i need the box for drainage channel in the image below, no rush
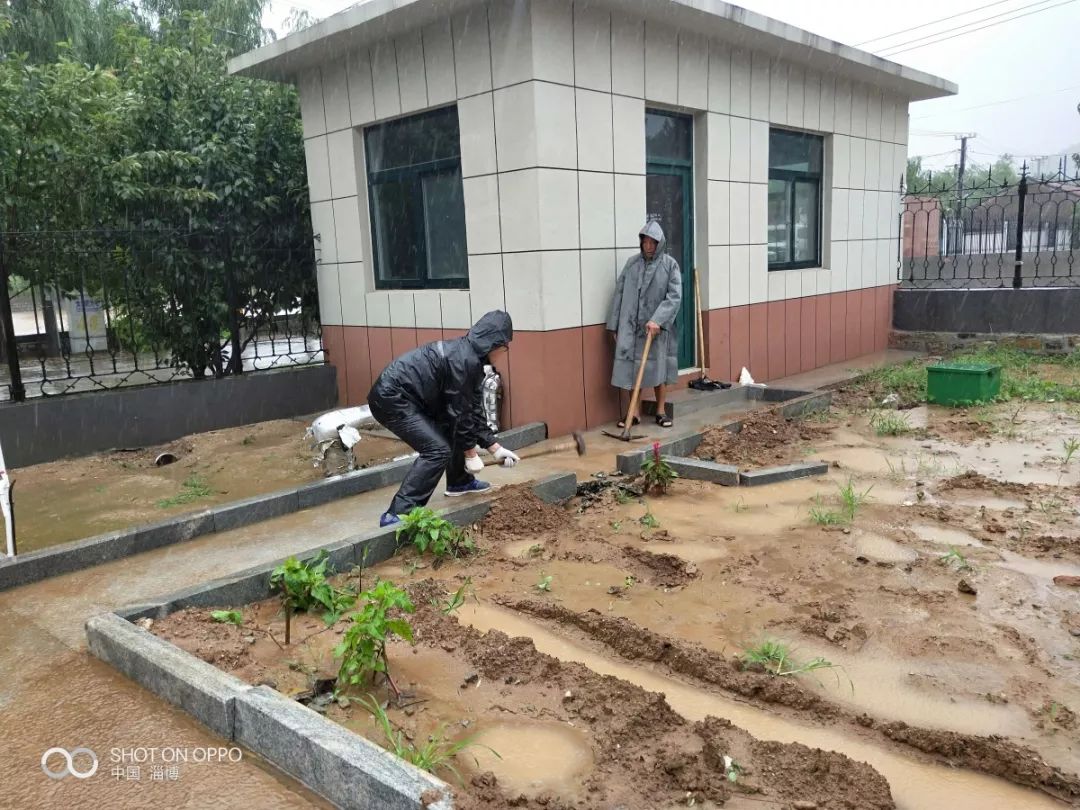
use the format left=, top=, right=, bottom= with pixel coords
left=457, top=603, right=1063, bottom=810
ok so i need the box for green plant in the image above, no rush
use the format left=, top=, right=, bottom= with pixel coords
left=939, top=546, right=974, bottom=573
left=396, top=507, right=475, bottom=559
left=640, top=442, right=678, bottom=494
left=526, top=544, right=543, bottom=558
left=838, top=479, right=873, bottom=520
left=535, top=574, right=553, bottom=592
left=335, top=580, right=415, bottom=697
left=639, top=511, right=660, bottom=529
left=615, top=488, right=634, bottom=505
left=723, top=755, right=742, bottom=783
left=439, top=578, right=473, bottom=615
left=270, top=551, right=356, bottom=644
left=610, top=521, right=622, bottom=532
left=157, top=474, right=215, bottom=508
left=623, top=575, right=637, bottom=590
left=1062, top=438, right=1080, bottom=466
left=808, top=498, right=846, bottom=526
left=740, top=638, right=848, bottom=685
left=210, top=609, right=243, bottom=626
left=870, top=410, right=911, bottom=437
left=359, top=695, right=497, bottom=783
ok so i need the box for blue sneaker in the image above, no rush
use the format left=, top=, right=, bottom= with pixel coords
left=379, top=512, right=401, bottom=527
left=444, top=479, right=493, bottom=497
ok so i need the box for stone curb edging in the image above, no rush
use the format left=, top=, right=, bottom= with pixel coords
left=661, top=456, right=739, bottom=485
left=739, top=462, right=830, bottom=486
left=86, top=472, right=578, bottom=810
left=615, top=389, right=831, bottom=475
left=0, top=422, right=548, bottom=592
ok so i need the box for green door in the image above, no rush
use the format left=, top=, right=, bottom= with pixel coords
left=645, top=110, right=696, bottom=369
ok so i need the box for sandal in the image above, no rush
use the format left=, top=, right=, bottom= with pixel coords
left=655, top=414, right=673, bottom=428
left=617, top=416, right=641, bottom=429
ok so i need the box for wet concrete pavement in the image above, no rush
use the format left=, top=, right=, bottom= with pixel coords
left=0, top=353, right=889, bottom=809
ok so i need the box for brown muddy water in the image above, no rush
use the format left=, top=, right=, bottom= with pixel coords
left=149, top=401, right=1080, bottom=809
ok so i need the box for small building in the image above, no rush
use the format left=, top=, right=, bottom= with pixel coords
left=230, top=0, right=955, bottom=436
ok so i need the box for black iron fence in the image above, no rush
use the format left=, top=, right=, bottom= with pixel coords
left=0, top=227, right=322, bottom=402
left=899, top=164, right=1079, bottom=289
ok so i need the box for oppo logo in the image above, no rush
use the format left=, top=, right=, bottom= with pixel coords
left=41, top=747, right=99, bottom=780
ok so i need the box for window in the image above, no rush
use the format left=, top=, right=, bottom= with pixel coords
left=767, top=129, right=823, bottom=270
left=364, top=106, right=468, bottom=289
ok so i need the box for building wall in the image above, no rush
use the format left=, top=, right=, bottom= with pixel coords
left=298, top=0, right=907, bottom=437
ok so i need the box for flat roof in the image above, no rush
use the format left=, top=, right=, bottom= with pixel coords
left=229, top=0, right=956, bottom=102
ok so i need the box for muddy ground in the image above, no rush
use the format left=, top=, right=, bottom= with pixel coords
left=152, top=397, right=1080, bottom=810
left=11, top=419, right=407, bottom=552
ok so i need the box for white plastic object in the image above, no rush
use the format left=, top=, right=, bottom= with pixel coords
left=0, top=437, right=13, bottom=558
left=338, top=426, right=362, bottom=449
left=738, top=367, right=766, bottom=388
left=306, top=405, right=374, bottom=444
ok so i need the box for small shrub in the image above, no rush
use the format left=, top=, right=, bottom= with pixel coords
left=438, top=578, right=473, bottom=615
left=335, top=580, right=415, bottom=697
left=740, top=638, right=848, bottom=687
left=639, top=509, right=660, bottom=528
left=640, top=442, right=678, bottom=494
left=1062, top=438, right=1080, bottom=466
left=270, top=550, right=357, bottom=643
left=535, top=573, right=553, bottom=592
left=939, top=546, right=974, bottom=572
left=396, top=507, right=475, bottom=559
left=359, top=695, right=498, bottom=783
left=210, top=610, right=243, bottom=626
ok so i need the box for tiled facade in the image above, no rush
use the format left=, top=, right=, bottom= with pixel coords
left=293, top=0, right=920, bottom=438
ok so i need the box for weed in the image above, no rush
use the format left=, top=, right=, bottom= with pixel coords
left=615, top=488, right=634, bottom=505
left=623, top=575, right=637, bottom=590
left=335, top=580, right=414, bottom=697
left=438, top=578, right=473, bottom=615
left=808, top=498, right=846, bottom=526
left=858, top=361, right=927, bottom=407
left=731, top=497, right=749, bottom=514
left=210, top=610, right=243, bottom=626
left=271, top=551, right=357, bottom=643
left=610, top=520, right=622, bottom=532
left=939, top=546, right=975, bottom=572
left=838, top=478, right=873, bottom=520
left=640, top=442, right=678, bottom=494
left=396, top=507, right=475, bottom=559
left=359, top=696, right=497, bottom=783
left=870, top=410, right=911, bottom=436
left=157, top=474, right=215, bottom=508
left=526, top=544, right=543, bottom=558
left=639, top=511, right=660, bottom=529
left=801, top=408, right=832, bottom=424
left=241, top=434, right=256, bottom=446
left=740, top=638, right=848, bottom=687
left=1061, top=438, right=1080, bottom=466
left=723, top=755, right=742, bottom=784
left=535, top=573, right=553, bottom=592
left=1034, top=497, right=1065, bottom=517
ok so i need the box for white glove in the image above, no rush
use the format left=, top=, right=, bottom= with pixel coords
left=465, top=452, right=484, bottom=473
left=493, top=447, right=520, bottom=467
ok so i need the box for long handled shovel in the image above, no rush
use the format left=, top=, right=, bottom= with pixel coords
left=688, top=267, right=730, bottom=392
left=603, top=331, right=653, bottom=442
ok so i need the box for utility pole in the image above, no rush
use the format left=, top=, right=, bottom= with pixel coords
left=952, top=133, right=976, bottom=255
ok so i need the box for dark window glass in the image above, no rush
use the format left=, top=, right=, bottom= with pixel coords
left=645, top=110, right=692, bottom=165
left=364, top=107, right=468, bottom=289
left=768, top=128, right=823, bottom=270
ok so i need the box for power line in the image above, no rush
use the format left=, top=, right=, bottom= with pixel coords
left=879, top=0, right=1077, bottom=56
left=854, top=0, right=1018, bottom=46
left=874, top=0, right=1058, bottom=53
left=911, top=83, right=1080, bottom=118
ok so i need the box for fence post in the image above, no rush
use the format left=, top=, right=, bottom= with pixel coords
left=224, top=233, right=243, bottom=376
left=0, top=235, right=26, bottom=402
left=1013, top=164, right=1027, bottom=289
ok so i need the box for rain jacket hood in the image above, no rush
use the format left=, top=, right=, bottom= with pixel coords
left=639, top=220, right=667, bottom=259
left=466, top=310, right=513, bottom=358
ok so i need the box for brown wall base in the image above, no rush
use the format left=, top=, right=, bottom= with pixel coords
left=323, top=286, right=895, bottom=437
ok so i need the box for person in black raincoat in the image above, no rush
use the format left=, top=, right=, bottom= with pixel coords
left=367, top=310, right=519, bottom=527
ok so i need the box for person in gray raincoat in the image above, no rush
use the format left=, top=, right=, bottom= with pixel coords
left=606, top=220, right=682, bottom=428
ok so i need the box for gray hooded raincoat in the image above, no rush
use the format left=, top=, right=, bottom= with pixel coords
left=606, top=221, right=683, bottom=389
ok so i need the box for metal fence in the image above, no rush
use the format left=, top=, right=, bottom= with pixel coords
left=899, top=164, right=1079, bottom=289
left=0, top=227, right=322, bottom=402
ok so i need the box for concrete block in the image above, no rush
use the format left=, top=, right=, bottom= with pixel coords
left=234, top=686, right=453, bottom=810
left=496, top=421, right=547, bottom=451
left=739, top=462, right=829, bottom=487
left=779, top=391, right=833, bottom=419
left=113, top=602, right=168, bottom=622
left=297, top=459, right=413, bottom=510
left=85, top=612, right=246, bottom=739
left=663, top=456, right=739, bottom=486
left=212, top=489, right=300, bottom=533
left=615, top=433, right=705, bottom=475
left=531, top=471, right=578, bottom=502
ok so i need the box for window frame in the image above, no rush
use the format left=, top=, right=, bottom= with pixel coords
left=364, top=107, right=469, bottom=291
left=767, top=128, right=824, bottom=272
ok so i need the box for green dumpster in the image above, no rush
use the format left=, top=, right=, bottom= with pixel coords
left=926, top=363, right=1002, bottom=406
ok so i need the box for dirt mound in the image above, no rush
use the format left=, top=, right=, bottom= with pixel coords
left=694, top=411, right=832, bottom=469
left=479, top=485, right=573, bottom=539
left=405, top=582, right=889, bottom=810
left=620, top=546, right=700, bottom=587
left=938, top=471, right=1034, bottom=497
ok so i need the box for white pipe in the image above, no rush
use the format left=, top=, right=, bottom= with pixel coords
left=0, top=436, right=13, bottom=558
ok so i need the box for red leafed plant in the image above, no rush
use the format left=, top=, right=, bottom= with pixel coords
left=640, top=441, right=678, bottom=494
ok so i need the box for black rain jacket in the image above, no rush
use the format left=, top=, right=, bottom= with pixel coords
left=368, top=310, right=513, bottom=449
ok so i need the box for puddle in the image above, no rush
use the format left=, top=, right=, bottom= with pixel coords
left=997, top=550, right=1080, bottom=583
left=822, top=447, right=897, bottom=476
left=853, top=532, right=918, bottom=563
left=912, top=524, right=983, bottom=547
left=468, top=721, right=593, bottom=798
left=458, top=604, right=1061, bottom=810
left=947, top=495, right=1028, bottom=511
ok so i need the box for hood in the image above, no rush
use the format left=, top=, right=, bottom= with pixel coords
left=467, top=310, right=513, bottom=357
left=639, top=220, right=667, bottom=259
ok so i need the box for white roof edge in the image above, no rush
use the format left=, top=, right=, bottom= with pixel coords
left=229, top=0, right=957, bottom=101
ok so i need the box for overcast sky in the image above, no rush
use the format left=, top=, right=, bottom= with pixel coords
left=263, top=0, right=1080, bottom=174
